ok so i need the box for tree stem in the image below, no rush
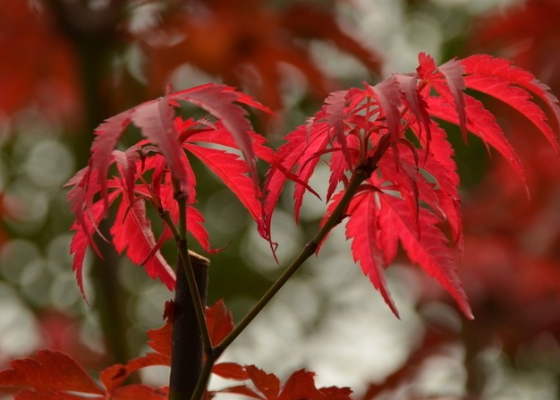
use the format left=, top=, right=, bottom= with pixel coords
left=169, top=251, right=210, bottom=400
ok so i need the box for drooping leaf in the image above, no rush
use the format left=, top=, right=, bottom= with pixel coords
left=379, top=194, right=473, bottom=319
left=345, top=191, right=399, bottom=317
left=111, top=188, right=175, bottom=289
left=370, top=78, right=402, bottom=143
left=464, top=73, right=560, bottom=152
left=437, top=58, right=468, bottom=141
left=427, top=95, right=528, bottom=194
left=69, top=191, right=120, bottom=301
left=185, top=144, right=262, bottom=223
left=461, top=54, right=560, bottom=138
left=90, top=109, right=136, bottom=213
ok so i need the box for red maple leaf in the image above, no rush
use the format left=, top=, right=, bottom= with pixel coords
left=263, top=52, right=559, bottom=318
left=213, top=365, right=353, bottom=400
left=66, top=84, right=272, bottom=295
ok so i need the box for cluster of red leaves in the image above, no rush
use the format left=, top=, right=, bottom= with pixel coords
left=66, top=52, right=560, bottom=320
left=65, top=84, right=274, bottom=298
left=0, top=301, right=350, bottom=400
left=264, top=52, right=560, bottom=318
left=442, top=0, right=560, bottom=356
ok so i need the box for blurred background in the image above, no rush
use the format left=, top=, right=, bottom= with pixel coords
left=0, top=0, right=559, bottom=399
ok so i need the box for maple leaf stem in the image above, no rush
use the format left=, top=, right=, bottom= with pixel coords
left=215, top=168, right=369, bottom=353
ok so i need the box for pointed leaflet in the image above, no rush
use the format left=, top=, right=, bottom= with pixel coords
left=395, top=73, right=432, bottom=146
left=417, top=53, right=469, bottom=142
left=65, top=167, right=103, bottom=259
left=0, top=350, right=103, bottom=395
left=206, top=300, right=234, bottom=346
left=370, top=78, right=402, bottom=143
left=325, top=90, right=351, bottom=163
left=464, top=74, right=560, bottom=152
left=111, top=187, right=175, bottom=289
left=112, top=147, right=140, bottom=203
left=345, top=192, right=399, bottom=317
left=183, top=121, right=276, bottom=165
left=262, top=123, right=327, bottom=243
left=131, top=94, right=189, bottom=189
left=170, top=84, right=264, bottom=181
left=245, top=365, right=281, bottom=400
left=326, top=136, right=351, bottom=202
left=185, top=144, right=262, bottom=223
left=378, top=194, right=473, bottom=319
left=437, top=58, right=468, bottom=141
left=90, top=109, right=135, bottom=213
left=461, top=54, right=560, bottom=145
left=69, top=191, right=120, bottom=301
left=292, top=129, right=332, bottom=223
left=427, top=95, right=528, bottom=194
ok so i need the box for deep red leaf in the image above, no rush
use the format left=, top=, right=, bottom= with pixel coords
left=461, top=54, right=560, bottom=141
left=325, top=90, right=351, bottom=163
left=170, top=84, right=262, bottom=182
left=370, top=78, right=402, bottom=143
left=464, top=73, right=560, bottom=152
left=185, top=144, right=262, bottom=223
left=395, top=73, right=432, bottom=146
left=378, top=195, right=473, bottom=319
left=212, top=363, right=250, bottom=380
left=90, top=109, right=135, bottom=214
left=112, top=147, right=141, bottom=203
left=262, top=124, right=327, bottom=245
left=0, top=350, right=103, bottom=395
left=427, top=95, right=528, bottom=194
left=122, top=319, right=172, bottom=375
left=99, top=364, right=129, bottom=393
left=437, top=58, right=468, bottom=141
left=184, top=122, right=276, bottom=164
left=206, top=300, right=234, bottom=346
left=245, top=365, right=281, bottom=400
left=146, top=318, right=173, bottom=360
left=111, top=192, right=175, bottom=289
left=345, top=192, right=399, bottom=317
left=277, top=369, right=323, bottom=400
